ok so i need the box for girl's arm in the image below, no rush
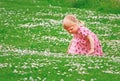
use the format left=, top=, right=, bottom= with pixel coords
left=87, top=35, right=94, bottom=54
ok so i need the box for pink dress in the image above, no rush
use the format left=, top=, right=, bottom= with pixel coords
left=68, top=26, right=103, bottom=56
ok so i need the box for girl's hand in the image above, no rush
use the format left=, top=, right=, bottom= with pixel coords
left=88, top=49, right=94, bottom=55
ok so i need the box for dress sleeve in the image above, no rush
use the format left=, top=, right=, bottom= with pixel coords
left=78, top=27, right=90, bottom=37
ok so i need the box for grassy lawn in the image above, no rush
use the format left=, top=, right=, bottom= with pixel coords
left=0, top=0, right=120, bottom=81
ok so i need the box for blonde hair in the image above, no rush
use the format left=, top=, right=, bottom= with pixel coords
left=63, top=14, right=84, bottom=27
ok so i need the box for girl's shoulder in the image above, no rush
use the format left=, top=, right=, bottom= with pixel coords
left=79, top=26, right=90, bottom=32
left=77, top=26, right=92, bottom=36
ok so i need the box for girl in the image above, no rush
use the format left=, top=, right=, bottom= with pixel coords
left=63, top=14, right=103, bottom=56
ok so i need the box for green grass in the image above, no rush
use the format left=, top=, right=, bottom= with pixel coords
left=1, top=0, right=120, bottom=14
left=73, top=0, right=120, bottom=14
left=0, top=0, right=120, bottom=81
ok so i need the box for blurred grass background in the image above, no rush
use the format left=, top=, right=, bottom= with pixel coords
left=1, top=0, right=120, bottom=14
left=73, top=0, right=120, bottom=14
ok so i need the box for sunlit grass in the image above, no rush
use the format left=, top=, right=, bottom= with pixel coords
left=0, top=1, right=120, bottom=81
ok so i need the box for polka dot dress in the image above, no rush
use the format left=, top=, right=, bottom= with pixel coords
left=68, top=26, right=103, bottom=56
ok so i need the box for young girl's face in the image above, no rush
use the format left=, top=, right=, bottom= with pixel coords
left=63, top=20, right=79, bottom=34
